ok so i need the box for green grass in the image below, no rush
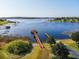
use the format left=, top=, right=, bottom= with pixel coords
left=0, top=21, right=9, bottom=25
left=21, top=45, right=41, bottom=59
left=0, top=43, right=52, bottom=59
left=58, top=39, right=79, bottom=51
left=0, top=50, right=9, bottom=59
left=0, top=39, right=79, bottom=59
left=21, top=44, right=52, bottom=59
left=67, top=43, right=79, bottom=51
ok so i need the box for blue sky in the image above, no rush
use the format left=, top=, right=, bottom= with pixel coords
left=0, top=0, right=79, bottom=17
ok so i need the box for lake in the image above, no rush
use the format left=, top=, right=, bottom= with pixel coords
left=0, top=19, right=79, bottom=41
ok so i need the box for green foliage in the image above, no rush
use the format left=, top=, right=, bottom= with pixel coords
left=49, top=17, right=79, bottom=23
left=5, top=40, right=33, bottom=56
left=0, top=20, right=8, bottom=25
left=71, top=32, right=79, bottom=43
left=46, top=36, right=56, bottom=45
left=52, top=42, right=69, bottom=59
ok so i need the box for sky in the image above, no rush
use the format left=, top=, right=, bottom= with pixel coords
left=0, top=0, right=79, bottom=17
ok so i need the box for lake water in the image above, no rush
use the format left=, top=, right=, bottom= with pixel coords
left=0, top=19, right=79, bottom=41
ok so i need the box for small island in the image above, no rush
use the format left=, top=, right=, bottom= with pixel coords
left=0, top=19, right=16, bottom=25
left=0, top=19, right=9, bottom=25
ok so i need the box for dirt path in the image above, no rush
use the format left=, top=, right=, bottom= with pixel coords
left=21, top=44, right=52, bottom=59
left=37, top=48, right=52, bottom=59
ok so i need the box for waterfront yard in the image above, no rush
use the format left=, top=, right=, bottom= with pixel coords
left=0, top=39, right=79, bottom=59
left=0, top=43, right=52, bottom=59
left=21, top=44, right=52, bottom=59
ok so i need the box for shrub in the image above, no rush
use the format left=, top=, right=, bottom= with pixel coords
left=71, top=32, right=79, bottom=44
left=47, top=36, right=56, bottom=44
left=5, top=40, right=33, bottom=56
left=45, top=33, right=56, bottom=45
left=52, top=42, right=69, bottom=59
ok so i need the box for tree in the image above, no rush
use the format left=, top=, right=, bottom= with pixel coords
left=45, top=33, right=56, bottom=45
left=71, top=32, right=79, bottom=44
left=52, top=42, right=69, bottom=59
left=5, top=40, right=33, bottom=56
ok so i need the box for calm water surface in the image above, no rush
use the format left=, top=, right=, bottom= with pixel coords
left=0, top=19, right=79, bottom=41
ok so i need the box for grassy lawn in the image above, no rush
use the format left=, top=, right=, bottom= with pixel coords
left=0, top=39, right=79, bottom=59
left=0, top=43, right=52, bottom=59
left=58, top=39, right=79, bottom=51
left=57, top=39, right=75, bottom=45
left=0, top=50, right=9, bottom=59
left=21, top=44, right=52, bottom=59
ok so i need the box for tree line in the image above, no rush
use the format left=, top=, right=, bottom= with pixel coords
left=49, top=17, right=79, bottom=22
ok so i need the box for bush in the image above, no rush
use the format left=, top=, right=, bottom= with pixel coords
left=5, top=40, right=33, bottom=56
left=47, top=36, right=56, bottom=44
left=45, top=33, right=56, bottom=45
left=71, top=32, right=79, bottom=43
left=52, top=42, right=69, bottom=59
